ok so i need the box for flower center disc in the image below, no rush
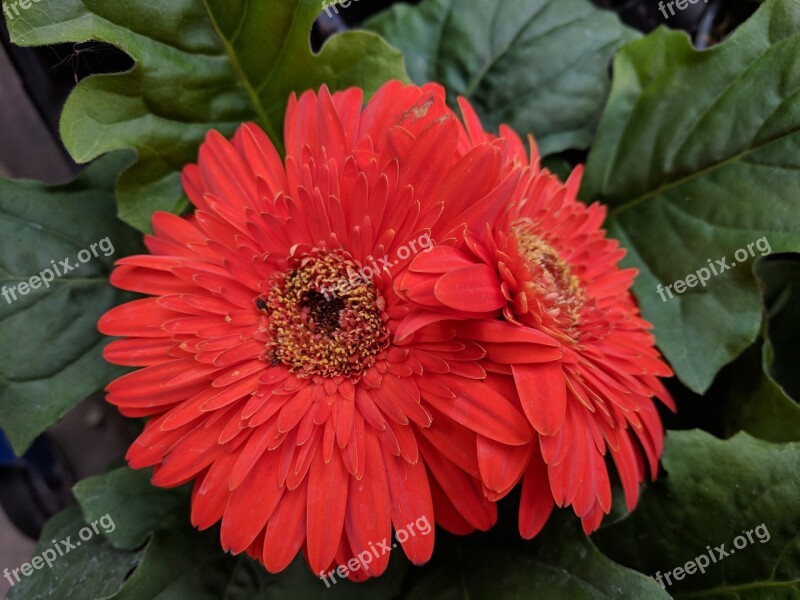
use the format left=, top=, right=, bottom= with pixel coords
left=512, top=219, right=584, bottom=329
left=263, top=249, right=389, bottom=379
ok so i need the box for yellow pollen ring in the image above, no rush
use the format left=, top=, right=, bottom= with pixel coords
left=261, top=249, right=390, bottom=380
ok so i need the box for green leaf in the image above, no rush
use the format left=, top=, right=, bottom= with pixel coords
left=113, top=534, right=407, bottom=600
left=6, top=505, right=144, bottom=600
left=7, top=0, right=407, bottom=232
left=71, top=466, right=408, bottom=598
left=365, top=0, right=638, bottom=156
left=754, top=253, right=800, bottom=401
left=73, top=467, right=191, bottom=550
left=111, top=527, right=241, bottom=600
left=594, top=431, right=800, bottom=598
left=0, top=152, right=141, bottom=454
left=581, top=0, right=800, bottom=393
left=214, top=553, right=409, bottom=600
left=719, top=343, right=800, bottom=443
left=542, top=155, right=574, bottom=181
left=405, top=513, right=669, bottom=599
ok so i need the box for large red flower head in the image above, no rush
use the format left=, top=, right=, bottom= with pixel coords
left=395, top=118, right=675, bottom=538
left=98, top=81, right=535, bottom=579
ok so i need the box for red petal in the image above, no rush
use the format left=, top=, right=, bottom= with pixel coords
left=512, top=362, right=567, bottom=436
left=433, top=265, right=505, bottom=312
left=409, top=245, right=474, bottom=273
left=477, top=436, right=531, bottom=498
left=519, top=450, right=554, bottom=539
left=426, top=376, right=530, bottom=446
left=345, top=429, right=392, bottom=577
left=221, top=449, right=283, bottom=553
left=306, top=451, right=348, bottom=573
left=189, top=451, right=237, bottom=530
left=99, top=298, right=180, bottom=337
left=419, top=436, right=495, bottom=531
left=383, top=451, right=434, bottom=564
left=428, top=476, right=474, bottom=535
left=103, top=338, right=176, bottom=366
left=455, top=319, right=559, bottom=346
left=262, top=479, right=307, bottom=573
left=486, top=343, right=562, bottom=364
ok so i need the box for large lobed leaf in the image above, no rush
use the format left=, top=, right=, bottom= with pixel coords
left=6, top=505, right=144, bottom=600
left=404, top=514, right=670, bottom=599
left=0, top=152, right=140, bottom=454
left=582, top=0, right=800, bottom=393
left=73, top=467, right=191, bottom=550
left=595, top=430, right=800, bottom=598
left=7, top=0, right=407, bottom=232
left=366, top=0, right=638, bottom=156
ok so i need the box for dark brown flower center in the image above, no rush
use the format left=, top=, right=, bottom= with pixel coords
left=512, top=219, right=584, bottom=328
left=261, top=249, right=389, bottom=379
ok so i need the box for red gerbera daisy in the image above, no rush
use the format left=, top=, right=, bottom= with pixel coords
left=395, top=102, right=675, bottom=537
left=98, top=81, right=534, bottom=578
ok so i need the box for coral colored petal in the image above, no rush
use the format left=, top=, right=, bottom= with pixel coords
left=417, top=405, right=480, bottom=478
left=485, top=342, right=563, bottom=364
left=383, top=451, right=434, bottom=565
left=428, top=376, right=530, bottom=446
left=433, top=265, right=506, bottom=312
left=103, top=338, right=176, bottom=367
left=408, top=245, right=475, bottom=273
left=512, top=362, right=567, bottom=436
left=99, top=298, right=181, bottom=337
left=419, top=437, right=495, bottom=531
left=428, top=476, right=474, bottom=535
left=455, top=319, right=560, bottom=346
left=345, top=430, right=392, bottom=578
left=580, top=502, right=605, bottom=534
left=189, top=451, right=238, bottom=530
left=262, top=479, right=308, bottom=573
left=307, top=451, right=348, bottom=574
left=477, top=436, right=532, bottom=498
left=519, top=450, right=555, bottom=539
left=221, top=449, right=283, bottom=553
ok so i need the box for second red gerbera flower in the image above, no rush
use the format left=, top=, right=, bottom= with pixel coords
left=395, top=103, right=674, bottom=537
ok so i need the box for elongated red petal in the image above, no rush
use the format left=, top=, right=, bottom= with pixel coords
left=434, top=265, right=505, bottom=312
left=519, top=451, right=555, bottom=539
left=307, top=451, right=348, bottom=573
left=477, top=436, right=531, bottom=499
left=345, top=430, right=392, bottom=577
left=263, top=479, right=308, bottom=573
left=383, top=450, right=434, bottom=565
left=426, top=376, right=530, bottom=446
left=512, top=362, right=567, bottom=436
left=221, top=450, right=283, bottom=553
